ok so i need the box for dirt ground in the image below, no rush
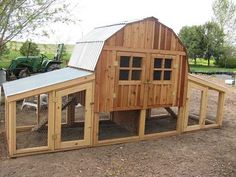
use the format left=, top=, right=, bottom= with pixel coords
left=0, top=74, right=236, bottom=177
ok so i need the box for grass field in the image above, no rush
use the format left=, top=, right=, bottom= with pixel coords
left=190, top=65, right=236, bottom=73
left=189, top=58, right=236, bottom=73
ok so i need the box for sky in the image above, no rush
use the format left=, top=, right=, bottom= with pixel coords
left=28, top=0, right=234, bottom=44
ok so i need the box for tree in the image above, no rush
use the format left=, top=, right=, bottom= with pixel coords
left=212, top=0, right=236, bottom=45
left=202, top=22, right=224, bottom=66
left=0, top=0, right=76, bottom=57
left=179, top=22, right=224, bottom=66
left=20, top=40, right=40, bottom=56
left=179, top=25, right=205, bottom=64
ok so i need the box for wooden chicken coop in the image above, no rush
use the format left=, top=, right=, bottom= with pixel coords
left=2, top=17, right=226, bottom=157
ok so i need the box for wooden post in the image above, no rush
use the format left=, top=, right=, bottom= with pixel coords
left=36, top=95, right=40, bottom=125
left=8, top=102, right=16, bottom=156
left=48, top=91, right=55, bottom=150
left=216, top=92, right=225, bottom=126
left=199, top=88, right=208, bottom=128
left=92, top=112, right=99, bottom=145
left=139, top=109, right=146, bottom=139
left=181, top=82, right=191, bottom=132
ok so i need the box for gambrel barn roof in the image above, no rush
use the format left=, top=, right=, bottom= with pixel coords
left=69, top=24, right=125, bottom=71
left=69, top=17, right=187, bottom=71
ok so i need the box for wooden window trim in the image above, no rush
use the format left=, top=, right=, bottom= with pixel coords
left=118, top=53, right=144, bottom=81
left=152, top=55, right=174, bottom=82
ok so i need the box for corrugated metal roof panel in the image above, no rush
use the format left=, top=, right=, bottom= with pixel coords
left=68, top=41, right=104, bottom=71
left=80, top=24, right=125, bottom=42
left=3, top=67, right=92, bottom=97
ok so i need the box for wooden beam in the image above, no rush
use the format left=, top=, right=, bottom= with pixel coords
left=143, top=130, right=178, bottom=140
left=103, top=46, right=186, bottom=56
left=188, top=74, right=227, bottom=93
left=199, top=88, right=208, bottom=128
left=164, top=107, right=177, bottom=119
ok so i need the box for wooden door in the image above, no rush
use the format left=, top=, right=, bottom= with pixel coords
left=113, top=52, right=147, bottom=110
left=146, top=54, right=178, bottom=107
left=55, top=82, right=93, bottom=149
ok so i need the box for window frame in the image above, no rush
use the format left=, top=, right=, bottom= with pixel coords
left=117, top=52, right=145, bottom=82
left=152, top=55, right=173, bottom=82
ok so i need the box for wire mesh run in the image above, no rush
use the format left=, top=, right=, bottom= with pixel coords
left=188, top=88, right=202, bottom=126
left=145, top=107, right=178, bottom=134
left=16, top=93, right=49, bottom=150
left=98, top=110, right=139, bottom=140
left=60, top=90, right=86, bottom=142
left=206, top=90, right=219, bottom=125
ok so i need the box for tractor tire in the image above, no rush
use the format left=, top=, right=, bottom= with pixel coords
left=18, top=68, right=30, bottom=79
left=47, top=64, right=60, bottom=72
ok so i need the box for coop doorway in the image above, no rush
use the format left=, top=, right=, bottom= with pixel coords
left=55, top=82, right=93, bottom=150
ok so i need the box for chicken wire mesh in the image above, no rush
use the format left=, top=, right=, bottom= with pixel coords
left=145, top=108, right=178, bottom=134
left=60, top=90, right=86, bottom=142
left=16, top=93, right=49, bottom=150
left=206, top=90, right=218, bottom=124
left=188, top=88, right=201, bottom=126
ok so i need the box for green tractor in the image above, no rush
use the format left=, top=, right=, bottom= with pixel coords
left=6, top=43, right=64, bottom=79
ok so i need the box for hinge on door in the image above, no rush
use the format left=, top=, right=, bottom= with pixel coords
left=52, top=134, right=57, bottom=140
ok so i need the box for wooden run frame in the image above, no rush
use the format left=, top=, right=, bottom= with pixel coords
left=182, top=74, right=227, bottom=132
left=4, top=73, right=227, bottom=157
left=5, top=75, right=95, bottom=157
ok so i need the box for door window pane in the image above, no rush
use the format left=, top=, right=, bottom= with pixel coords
left=120, top=56, right=130, bottom=67
left=153, top=71, right=162, bottom=80
left=119, top=70, right=129, bottom=80
left=132, top=57, right=142, bottom=68
left=131, top=70, right=141, bottom=80
left=164, top=71, right=171, bottom=80
left=164, top=59, right=172, bottom=68
left=154, top=58, right=162, bottom=68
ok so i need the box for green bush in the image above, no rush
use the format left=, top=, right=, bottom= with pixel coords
left=20, top=40, right=40, bottom=56
left=0, top=44, right=10, bottom=58
left=219, top=57, right=236, bottom=68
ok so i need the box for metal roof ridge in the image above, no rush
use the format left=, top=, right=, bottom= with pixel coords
left=94, top=23, right=127, bottom=29
left=76, top=41, right=104, bottom=44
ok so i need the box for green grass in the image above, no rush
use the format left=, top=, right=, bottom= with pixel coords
left=190, top=64, right=236, bottom=73
left=189, top=58, right=236, bottom=73
left=188, top=58, right=215, bottom=66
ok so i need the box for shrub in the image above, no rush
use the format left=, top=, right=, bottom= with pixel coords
left=0, top=44, right=9, bottom=58
left=219, top=57, right=236, bottom=68
left=20, top=40, right=40, bottom=56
